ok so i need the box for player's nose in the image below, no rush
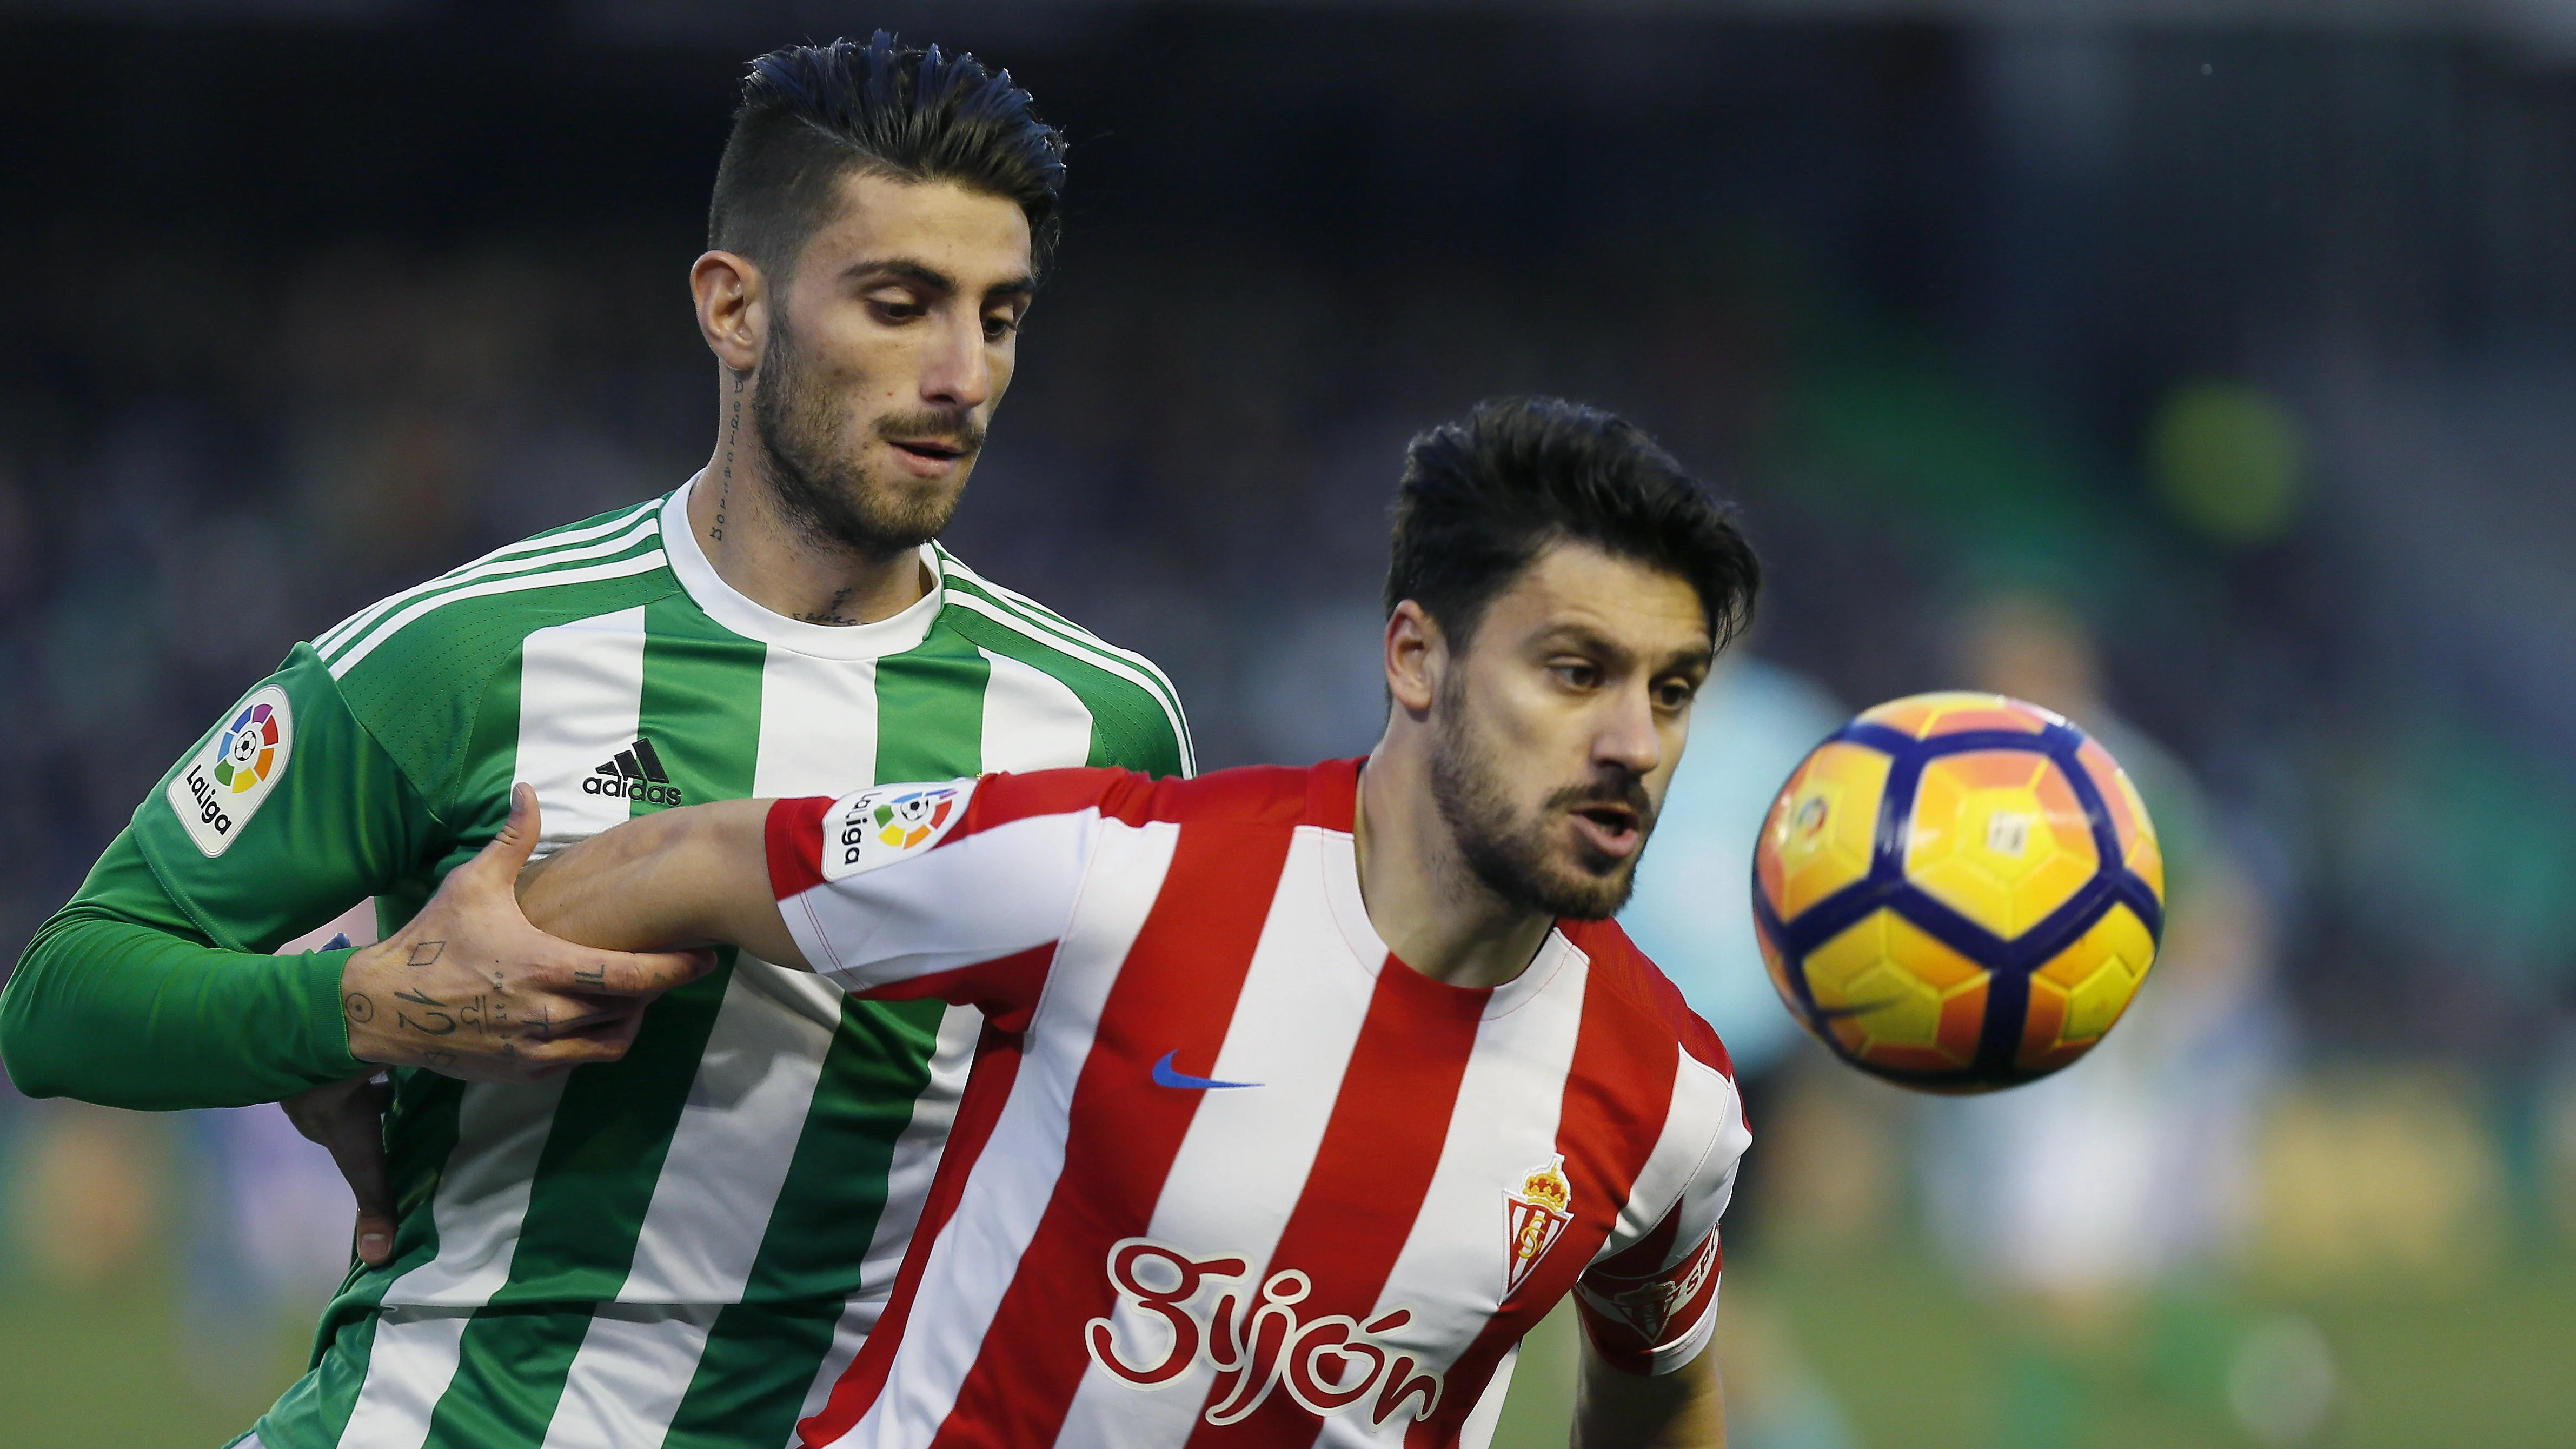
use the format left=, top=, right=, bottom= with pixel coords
left=1592, top=685, right=1663, bottom=776
left=920, top=313, right=993, bottom=409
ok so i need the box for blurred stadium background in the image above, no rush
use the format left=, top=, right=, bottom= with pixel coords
left=3, top=1, right=2574, bottom=1445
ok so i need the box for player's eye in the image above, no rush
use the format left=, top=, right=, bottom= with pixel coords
left=1654, top=679, right=1697, bottom=711
left=982, top=314, right=1021, bottom=342
left=1550, top=661, right=1600, bottom=691
left=866, top=297, right=928, bottom=325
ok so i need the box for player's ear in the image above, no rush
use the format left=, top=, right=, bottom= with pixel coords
left=1384, top=601, right=1441, bottom=718
left=691, top=250, right=766, bottom=374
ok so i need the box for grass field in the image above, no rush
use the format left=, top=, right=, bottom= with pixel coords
left=1492, top=1240, right=2576, bottom=1449
left=1, top=1238, right=2568, bottom=1447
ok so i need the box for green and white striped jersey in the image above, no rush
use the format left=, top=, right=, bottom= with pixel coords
left=143, top=478, right=1190, bottom=1449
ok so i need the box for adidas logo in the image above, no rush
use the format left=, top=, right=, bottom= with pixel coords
left=583, top=737, right=685, bottom=806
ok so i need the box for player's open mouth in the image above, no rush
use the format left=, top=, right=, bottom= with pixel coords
left=1570, top=805, right=1641, bottom=858
left=890, top=438, right=971, bottom=464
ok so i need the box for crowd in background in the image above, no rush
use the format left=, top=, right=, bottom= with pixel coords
left=2, top=9, right=2573, bottom=1446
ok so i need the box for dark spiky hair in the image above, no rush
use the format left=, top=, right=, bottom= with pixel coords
left=708, top=32, right=1067, bottom=276
left=1385, top=397, right=1761, bottom=651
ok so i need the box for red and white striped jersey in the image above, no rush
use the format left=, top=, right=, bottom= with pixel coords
left=765, top=759, right=1750, bottom=1449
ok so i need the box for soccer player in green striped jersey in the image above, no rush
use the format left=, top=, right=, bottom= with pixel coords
left=0, top=35, right=1190, bottom=1449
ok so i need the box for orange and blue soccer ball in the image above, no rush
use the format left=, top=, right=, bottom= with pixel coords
left=1751, top=693, right=2165, bottom=1092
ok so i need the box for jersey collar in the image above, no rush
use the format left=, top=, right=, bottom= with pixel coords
left=1314, top=757, right=1577, bottom=1020
left=661, top=473, right=945, bottom=661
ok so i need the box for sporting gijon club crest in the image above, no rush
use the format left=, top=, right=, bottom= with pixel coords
left=1503, top=1154, right=1575, bottom=1294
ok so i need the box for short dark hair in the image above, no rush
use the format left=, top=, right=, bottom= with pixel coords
left=1385, top=397, right=1761, bottom=652
left=708, top=32, right=1067, bottom=277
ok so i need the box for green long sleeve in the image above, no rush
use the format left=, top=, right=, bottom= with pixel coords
left=1, top=832, right=367, bottom=1108
left=1, top=646, right=444, bottom=1109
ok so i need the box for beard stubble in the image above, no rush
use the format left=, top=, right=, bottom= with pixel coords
left=1425, top=668, right=1658, bottom=922
left=751, top=308, right=984, bottom=558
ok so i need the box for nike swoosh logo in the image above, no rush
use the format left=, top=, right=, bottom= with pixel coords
left=1151, top=1050, right=1262, bottom=1091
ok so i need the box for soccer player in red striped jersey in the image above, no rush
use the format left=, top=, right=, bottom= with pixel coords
left=512, top=396, right=1763, bottom=1447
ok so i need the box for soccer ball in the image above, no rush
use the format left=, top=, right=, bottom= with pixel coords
left=1750, top=692, right=2165, bottom=1092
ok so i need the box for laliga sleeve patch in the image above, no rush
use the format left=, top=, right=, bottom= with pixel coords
left=821, top=779, right=976, bottom=881
left=165, top=686, right=294, bottom=858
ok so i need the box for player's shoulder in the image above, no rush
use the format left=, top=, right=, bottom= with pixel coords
left=1558, top=917, right=1737, bottom=1081
left=311, top=496, right=681, bottom=697
left=929, top=544, right=1196, bottom=776
left=971, top=760, right=1319, bottom=833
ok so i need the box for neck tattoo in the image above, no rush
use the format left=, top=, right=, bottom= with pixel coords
left=713, top=372, right=743, bottom=543
left=793, top=586, right=862, bottom=627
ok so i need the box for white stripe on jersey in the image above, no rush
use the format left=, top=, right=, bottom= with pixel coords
left=612, top=964, right=838, bottom=1305
left=315, top=504, right=661, bottom=662
left=852, top=820, right=1180, bottom=1448
left=335, top=1308, right=474, bottom=1449
left=753, top=649, right=881, bottom=803
left=328, top=548, right=670, bottom=681
left=514, top=607, right=650, bottom=853
left=978, top=648, right=1096, bottom=775
left=1056, top=827, right=1378, bottom=1444
left=1359, top=930, right=1591, bottom=1405
left=1600, top=1053, right=1747, bottom=1264
left=537, top=1305, right=725, bottom=1449
left=384, top=1076, right=574, bottom=1306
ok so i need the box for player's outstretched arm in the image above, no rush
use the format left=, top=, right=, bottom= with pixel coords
left=514, top=796, right=810, bottom=970
left=336, top=784, right=718, bottom=1082
left=1572, top=1337, right=1725, bottom=1449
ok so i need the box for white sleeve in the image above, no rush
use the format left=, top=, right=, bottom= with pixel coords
left=766, top=777, right=1101, bottom=998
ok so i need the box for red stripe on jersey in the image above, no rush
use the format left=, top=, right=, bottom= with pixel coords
left=968, top=767, right=1137, bottom=830
left=801, top=1018, right=1027, bottom=1445
left=921, top=818, right=1301, bottom=1449
left=1182, top=952, right=1488, bottom=1449
left=1563, top=918, right=1736, bottom=1080
left=1305, top=756, right=1360, bottom=832
left=767, top=795, right=835, bottom=900
left=857, top=941, right=1058, bottom=1035
left=981, top=764, right=1313, bottom=834
left=1405, top=955, right=1682, bottom=1447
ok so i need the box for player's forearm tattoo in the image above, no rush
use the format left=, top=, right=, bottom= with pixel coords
left=421, top=1049, right=457, bottom=1069
left=406, top=941, right=446, bottom=969
left=574, top=965, right=605, bottom=986
left=345, top=993, right=375, bottom=1023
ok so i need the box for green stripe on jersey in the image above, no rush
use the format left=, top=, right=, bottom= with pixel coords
left=420, top=1308, right=587, bottom=1449
left=497, top=595, right=763, bottom=1306
left=662, top=1300, right=845, bottom=1449
left=658, top=627, right=995, bottom=1429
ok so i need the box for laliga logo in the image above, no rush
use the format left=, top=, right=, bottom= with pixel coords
left=182, top=699, right=286, bottom=833
left=1086, top=1239, right=1443, bottom=1429
left=842, top=786, right=958, bottom=865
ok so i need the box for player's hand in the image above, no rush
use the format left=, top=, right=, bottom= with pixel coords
left=281, top=1073, right=397, bottom=1267
left=339, top=783, right=715, bottom=1083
